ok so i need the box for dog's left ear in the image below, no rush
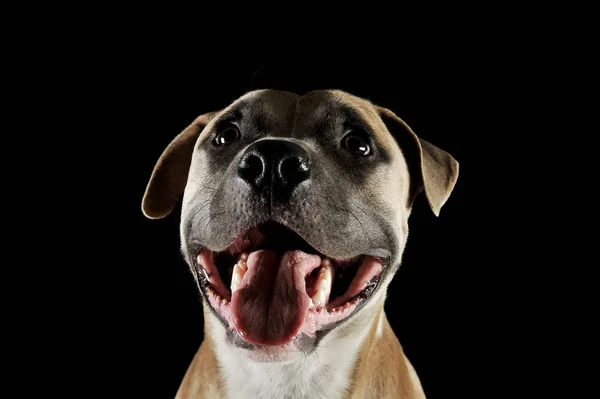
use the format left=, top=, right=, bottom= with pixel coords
left=142, top=111, right=219, bottom=219
left=377, top=107, right=459, bottom=216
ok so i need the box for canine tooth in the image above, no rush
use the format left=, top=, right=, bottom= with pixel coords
left=230, top=262, right=247, bottom=293
left=240, top=252, right=249, bottom=261
left=311, top=262, right=333, bottom=307
left=319, top=262, right=333, bottom=281
left=312, top=291, right=326, bottom=308
left=309, top=298, right=315, bottom=309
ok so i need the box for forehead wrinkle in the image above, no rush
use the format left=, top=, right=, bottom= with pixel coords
left=311, top=90, right=374, bottom=125
left=292, top=91, right=383, bottom=141
left=221, top=89, right=290, bottom=122
left=248, top=91, right=300, bottom=136
left=290, top=93, right=333, bottom=139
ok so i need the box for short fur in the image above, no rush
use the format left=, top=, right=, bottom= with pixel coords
left=142, top=90, right=459, bottom=398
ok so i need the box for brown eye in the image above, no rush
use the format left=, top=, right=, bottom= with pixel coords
left=343, top=133, right=371, bottom=156
left=214, top=126, right=240, bottom=146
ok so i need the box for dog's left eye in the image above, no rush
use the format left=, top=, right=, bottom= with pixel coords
left=214, top=126, right=241, bottom=146
left=343, top=132, right=371, bottom=156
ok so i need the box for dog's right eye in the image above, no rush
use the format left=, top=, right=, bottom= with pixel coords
left=214, top=126, right=241, bottom=146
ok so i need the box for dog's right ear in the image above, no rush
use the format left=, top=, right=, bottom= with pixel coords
left=142, top=111, right=219, bottom=219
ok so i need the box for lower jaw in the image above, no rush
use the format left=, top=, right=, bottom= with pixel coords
left=239, top=346, right=303, bottom=363
left=227, top=330, right=314, bottom=363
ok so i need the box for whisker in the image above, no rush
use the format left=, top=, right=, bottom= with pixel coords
left=187, top=178, right=218, bottom=191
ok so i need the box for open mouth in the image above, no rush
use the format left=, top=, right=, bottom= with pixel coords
left=195, top=222, right=384, bottom=346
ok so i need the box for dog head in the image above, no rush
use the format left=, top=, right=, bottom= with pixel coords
left=142, top=90, right=458, bottom=361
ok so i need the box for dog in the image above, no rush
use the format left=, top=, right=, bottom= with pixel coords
left=142, top=89, right=459, bottom=398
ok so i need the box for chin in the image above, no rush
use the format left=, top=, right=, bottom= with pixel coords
left=232, top=341, right=306, bottom=363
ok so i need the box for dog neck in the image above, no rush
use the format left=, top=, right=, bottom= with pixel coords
left=205, top=299, right=383, bottom=399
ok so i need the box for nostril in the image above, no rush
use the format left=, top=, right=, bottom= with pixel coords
left=238, top=153, right=264, bottom=184
left=278, top=156, right=310, bottom=186
left=238, top=140, right=311, bottom=193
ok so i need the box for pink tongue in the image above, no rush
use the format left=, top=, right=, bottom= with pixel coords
left=231, top=249, right=321, bottom=346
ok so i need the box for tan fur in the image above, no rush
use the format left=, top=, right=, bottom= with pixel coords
left=376, top=106, right=459, bottom=216
left=175, top=318, right=224, bottom=398
left=348, top=307, right=426, bottom=399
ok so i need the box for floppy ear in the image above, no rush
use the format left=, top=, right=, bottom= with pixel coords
left=142, top=111, right=219, bottom=219
left=377, top=107, right=459, bottom=216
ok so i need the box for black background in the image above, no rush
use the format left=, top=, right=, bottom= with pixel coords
left=89, top=60, right=490, bottom=398
left=11, top=13, right=584, bottom=398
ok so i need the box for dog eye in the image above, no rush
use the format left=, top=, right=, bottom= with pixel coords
left=214, top=126, right=240, bottom=146
left=343, top=132, right=371, bottom=156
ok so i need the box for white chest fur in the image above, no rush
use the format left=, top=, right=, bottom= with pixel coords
left=207, top=306, right=378, bottom=399
left=218, top=349, right=353, bottom=399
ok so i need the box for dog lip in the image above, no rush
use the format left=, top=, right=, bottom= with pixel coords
left=270, top=228, right=393, bottom=267
left=189, top=219, right=394, bottom=267
left=361, top=248, right=391, bottom=261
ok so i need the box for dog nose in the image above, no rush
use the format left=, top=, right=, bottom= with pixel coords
left=238, top=139, right=311, bottom=194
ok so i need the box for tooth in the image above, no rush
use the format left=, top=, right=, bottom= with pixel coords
left=240, top=252, right=249, bottom=261
left=311, top=259, right=334, bottom=307
left=202, top=268, right=211, bottom=281
left=309, top=297, right=315, bottom=309
left=230, top=262, right=247, bottom=294
left=311, top=288, right=326, bottom=307
left=343, top=302, right=350, bottom=309
left=222, top=298, right=229, bottom=305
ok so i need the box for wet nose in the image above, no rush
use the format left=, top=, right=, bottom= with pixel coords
left=238, top=139, right=311, bottom=195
